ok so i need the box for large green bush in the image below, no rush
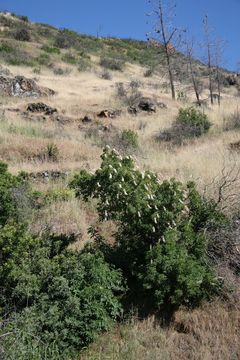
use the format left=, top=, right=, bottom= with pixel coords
left=0, top=160, right=124, bottom=356
left=0, top=224, right=124, bottom=355
left=70, top=148, right=223, bottom=308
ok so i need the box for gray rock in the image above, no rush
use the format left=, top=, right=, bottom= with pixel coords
left=0, top=75, right=55, bottom=98
left=138, top=97, right=156, bottom=112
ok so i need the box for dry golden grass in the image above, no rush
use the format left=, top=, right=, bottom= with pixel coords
left=29, top=197, right=95, bottom=249
left=0, top=60, right=239, bottom=225
left=1, top=62, right=240, bottom=209
left=80, top=299, right=240, bottom=360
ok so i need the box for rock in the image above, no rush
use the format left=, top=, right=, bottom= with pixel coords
left=138, top=97, right=156, bottom=112
left=81, top=115, right=93, bottom=123
left=0, top=75, right=55, bottom=98
left=27, top=102, right=58, bottom=115
left=97, top=109, right=121, bottom=119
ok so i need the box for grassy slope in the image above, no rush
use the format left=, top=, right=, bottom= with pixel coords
left=0, top=12, right=240, bottom=359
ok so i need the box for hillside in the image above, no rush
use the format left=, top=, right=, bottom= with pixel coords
left=0, top=11, right=239, bottom=360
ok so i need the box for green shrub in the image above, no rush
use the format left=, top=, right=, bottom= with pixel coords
left=14, top=28, right=31, bottom=42
left=70, top=148, right=223, bottom=309
left=36, top=53, right=51, bottom=66
left=44, top=188, right=75, bottom=204
left=41, top=45, right=60, bottom=54
left=44, top=143, right=59, bottom=162
left=0, top=42, right=14, bottom=53
left=100, top=56, right=125, bottom=71
left=0, top=224, right=124, bottom=355
left=176, top=107, right=211, bottom=135
left=0, top=43, right=34, bottom=66
left=54, top=29, right=78, bottom=49
left=62, top=52, right=77, bottom=64
left=156, top=107, right=212, bottom=145
left=121, top=129, right=138, bottom=149
left=0, top=162, right=31, bottom=226
left=19, top=15, right=29, bottom=23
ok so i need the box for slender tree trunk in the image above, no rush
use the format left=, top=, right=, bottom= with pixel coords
left=159, top=1, right=176, bottom=100
left=216, top=67, right=221, bottom=106
left=188, top=51, right=201, bottom=106
left=207, top=43, right=214, bottom=105
left=204, top=16, right=214, bottom=105
left=165, top=45, right=176, bottom=100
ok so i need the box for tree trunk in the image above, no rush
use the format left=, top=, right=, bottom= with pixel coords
left=159, top=0, right=176, bottom=100
left=165, top=47, right=176, bottom=100
left=216, top=67, right=221, bottom=106
left=188, top=53, right=201, bottom=106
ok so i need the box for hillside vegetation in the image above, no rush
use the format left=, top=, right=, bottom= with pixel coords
left=0, top=11, right=239, bottom=360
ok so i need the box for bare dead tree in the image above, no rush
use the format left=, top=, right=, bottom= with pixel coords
left=201, top=155, right=240, bottom=214
left=203, top=15, right=214, bottom=105
left=147, top=0, right=182, bottom=100
left=213, top=38, right=225, bottom=106
left=185, top=38, right=202, bottom=106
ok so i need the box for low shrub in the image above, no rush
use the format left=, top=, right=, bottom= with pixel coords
left=41, top=45, right=61, bottom=54
left=54, top=29, right=78, bottom=49
left=156, top=107, right=212, bottom=145
left=84, top=126, right=138, bottom=155
left=144, top=67, right=154, bottom=77
left=115, top=81, right=142, bottom=107
left=0, top=162, right=32, bottom=226
left=0, top=42, right=14, bottom=53
left=78, top=57, right=92, bottom=72
left=100, top=56, right=125, bottom=71
left=176, top=107, right=211, bottom=134
left=121, top=129, right=138, bottom=149
left=44, top=143, right=59, bottom=162
left=0, top=43, right=34, bottom=66
left=62, top=52, right=77, bottom=64
left=100, top=69, right=112, bottom=80
left=44, top=188, right=75, bottom=204
left=19, top=15, right=29, bottom=23
left=223, top=109, right=240, bottom=131
left=13, top=28, right=31, bottom=42
left=32, top=67, right=41, bottom=74
left=53, top=67, right=71, bottom=76
left=36, top=53, right=51, bottom=66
